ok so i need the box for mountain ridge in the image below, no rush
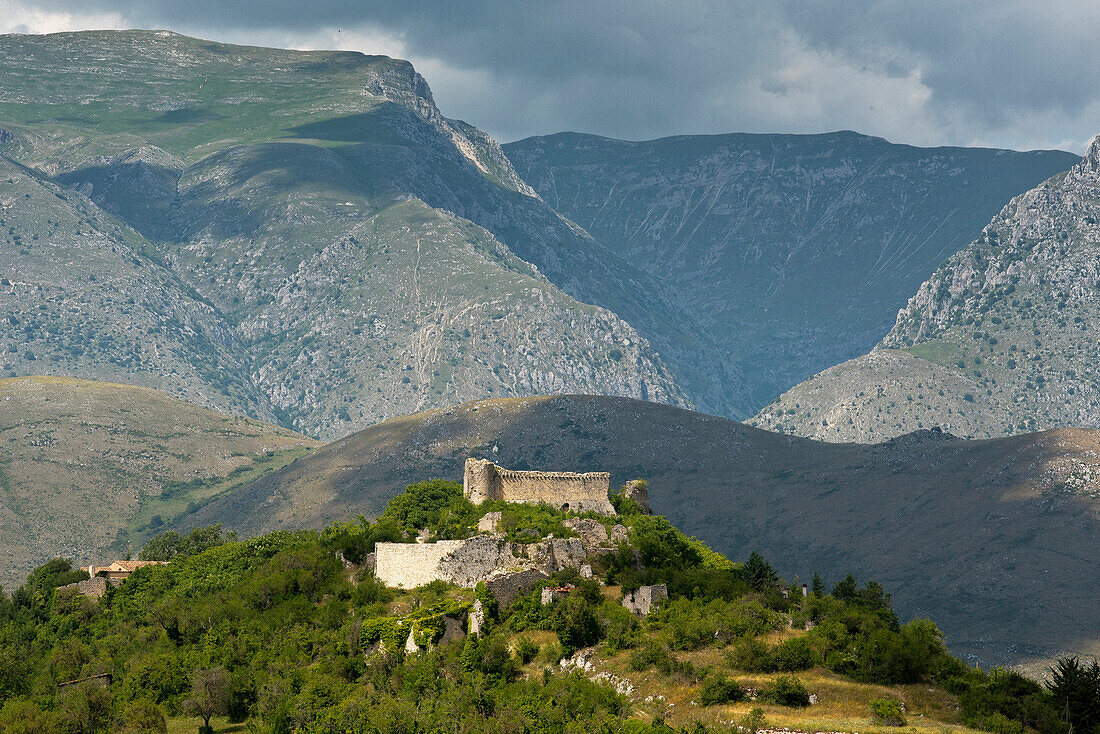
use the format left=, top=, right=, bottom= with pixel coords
left=0, top=30, right=714, bottom=439
left=503, top=130, right=1078, bottom=410
left=753, top=134, right=1100, bottom=442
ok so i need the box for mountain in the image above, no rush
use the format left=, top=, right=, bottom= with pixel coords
left=0, top=30, right=714, bottom=440
left=753, top=135, right=1100, bottom=442
left=186, top=393, right=1100, bottom=672
left=503, top=131, right=1078, bottom=410
left=0, top=376, right=317, bottom=590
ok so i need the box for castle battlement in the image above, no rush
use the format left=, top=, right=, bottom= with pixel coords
left=464, top=458, right=615, bottom=514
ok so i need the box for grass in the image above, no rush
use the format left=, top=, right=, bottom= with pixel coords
left=115, top=444, right=316, bottom=551
left=906, top=340, right=968, bottom=370
left=166, top=716, right=246, bottom=734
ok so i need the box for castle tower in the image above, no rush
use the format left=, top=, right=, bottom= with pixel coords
left=464, top=458, right=500, bottom=504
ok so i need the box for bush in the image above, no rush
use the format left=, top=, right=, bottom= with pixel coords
left=699, top=674, right=747, bottom=705
left=515, top=636, right=540, bottom=664
left=773, top=636, right=815, bottom=671
left=760, top=675, right=810, bottom=707
left=725, top=637, right=775, bottom=673
left=738, top=707, right=766, bottom=734
left=116, top=700, right=168, bottom=733
left=869, top=698, right=907, bottom=726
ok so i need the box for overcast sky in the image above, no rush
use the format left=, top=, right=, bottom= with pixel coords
left=2, top=0, right=1097, bottom=152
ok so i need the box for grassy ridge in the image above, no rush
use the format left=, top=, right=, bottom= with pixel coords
left=0, top=376, right=318, bottom=589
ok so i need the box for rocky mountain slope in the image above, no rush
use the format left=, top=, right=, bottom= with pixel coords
left=186, top=394, right=1100, bottom=672
left=0, top=30, right=708, bottom=439
left=753, top=135, right=1100, bottom=442
left=504, top=131, right=1077, bottom=409
left=0, top=376, right=317, bottom=590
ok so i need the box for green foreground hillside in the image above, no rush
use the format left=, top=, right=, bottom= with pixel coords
left=4, top=479, right=1095, bottom=734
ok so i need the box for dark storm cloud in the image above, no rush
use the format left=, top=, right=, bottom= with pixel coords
left=7, top=0, right=1099, bottom=150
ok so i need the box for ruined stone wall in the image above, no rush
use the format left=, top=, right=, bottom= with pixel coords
left=374, top=541, right=466, bottom=589
left=463, top=458, right=614, bottom=514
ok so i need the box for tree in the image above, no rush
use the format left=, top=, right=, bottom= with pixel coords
left=743, top=552, right=778, bottom=592
left=184, top=667, right=231, bottom=734
left=832, top=573, right=858, bottom=601
left=1047, top=657, right=1100, bottom=734
left=140, top=525, right=235, bottom=562
left=811, top=572, right=826, bottom=598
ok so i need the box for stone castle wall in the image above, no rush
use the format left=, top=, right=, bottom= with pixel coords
left=463, top=458, right=614, bottom=514
left=374, top=540, right=466, bottom=589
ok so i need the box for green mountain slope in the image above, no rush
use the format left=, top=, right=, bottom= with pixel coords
left=0, top=30, right=724, bottom=438
left=188, top=394, right=1100, bottom=671
left=503, top=131, right=1078, bottom=410
left=0, top=376, right=318, bottom=590
left=753, top=134, right=1100, bottom=442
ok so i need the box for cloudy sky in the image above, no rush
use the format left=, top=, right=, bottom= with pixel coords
left=2, top=0, right=1098, bottom=152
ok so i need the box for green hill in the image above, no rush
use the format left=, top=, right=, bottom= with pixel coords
left=184, top=394, right=1100, bottom=673
left=0, top=376, right=318, bottom=590
left=2, top=479, right=1091, bottom=734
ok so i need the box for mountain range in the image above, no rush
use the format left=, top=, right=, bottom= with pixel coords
left=0, top=30, right=709, bottom=440
left=753, top=136, right=1100, bottom=442
left=1, top=31, right=1081, bottom=439
left=504, top=131, right=1077, bottom=410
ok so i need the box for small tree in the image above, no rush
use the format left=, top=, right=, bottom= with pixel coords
left=870, top=698, right=907, bottom=726
left=810, top=572, right=825, bottom=598
left=743, top=552, right=778, bottom=592
left=184, top=667, right=231, bottom=734
left=1047, top=656, right=1100, bottom=734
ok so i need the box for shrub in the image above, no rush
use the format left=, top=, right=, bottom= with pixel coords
left=698, top=674, right=747, bottom=705
left=773, top=636, right=815, bottom=671
left=515, top=636, right=540, bottom=664
left=602, top=602, right=640, bottom=652
left=760, top=675, right=810, bottom=707
left=725, top=637, right=775, bottom=673
left=116, top=700, right=168, bottom=733
left=738, top=707, right=766, bottom=734
left=869, top=698, right=907, bottom=726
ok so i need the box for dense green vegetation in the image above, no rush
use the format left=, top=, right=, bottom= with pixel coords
left=0, top=480, right=1097, bottom=733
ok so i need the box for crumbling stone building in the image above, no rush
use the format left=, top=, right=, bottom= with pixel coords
left=463, top=458, right=614, bottom=514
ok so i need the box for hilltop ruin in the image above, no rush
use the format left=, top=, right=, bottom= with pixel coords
left=463, top=458, right=615, bottom=514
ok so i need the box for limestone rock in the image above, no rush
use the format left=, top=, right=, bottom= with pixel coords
left=477, top=511, right=502, bottom=533
left=468, top=599, right=486, bottom=637
left=562, top=517, right=609, bottom=553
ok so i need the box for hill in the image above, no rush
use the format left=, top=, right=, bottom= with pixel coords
left=0, top=30, right=714, bottom=439
left=752, top=134, right=1100, bottom=442
left=1, top=479, right=1088, bottom=734
left=503, top=131, right=1077, bottom=410
left=0, top=376, right=318, bottom=590
left=186, top=394, right=1100, bottom=672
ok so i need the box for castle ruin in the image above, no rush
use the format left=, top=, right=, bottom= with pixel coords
left=463, top=458, right=614, bottom=514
